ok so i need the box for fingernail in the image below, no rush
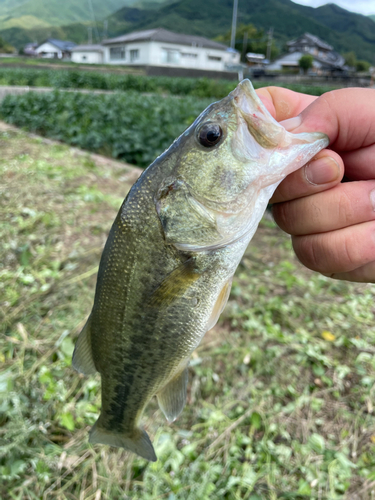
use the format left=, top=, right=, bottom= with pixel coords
left=280, top=115, right=302, bottom=131
left=370, top=189, right=375, bottom=212
left=305, top=157, right=340, bottom=185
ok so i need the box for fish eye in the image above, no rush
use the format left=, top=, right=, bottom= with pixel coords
left=197, top=123, right=223, bottom=148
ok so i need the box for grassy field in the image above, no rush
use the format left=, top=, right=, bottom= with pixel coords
left=1, top=125, right=375, bottom=499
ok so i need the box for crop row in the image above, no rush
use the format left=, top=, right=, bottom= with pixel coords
left=0, top=90, right=212, bottom=167
left=0, top=67, right=337, bottom=98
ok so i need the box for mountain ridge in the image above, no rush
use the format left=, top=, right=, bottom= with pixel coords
left=0, top=0, right=374, bottom=63
left=0, top=0, right=170, bottom=29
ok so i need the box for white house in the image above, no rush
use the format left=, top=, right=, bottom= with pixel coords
left=268, top=33, right=345, bottom=74
left=35, top=39, right=77, bottom=59
left=71, top=44, right=105, bottom=64
left=71, top=28, right=240, bottom=72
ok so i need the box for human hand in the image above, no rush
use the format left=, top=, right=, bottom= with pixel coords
left=256, top=86, right=375, bottom=283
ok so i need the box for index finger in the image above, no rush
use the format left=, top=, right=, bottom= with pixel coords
left=281, top=88, right=375, bottom=152
left=256, top=86, right=317, bottom=122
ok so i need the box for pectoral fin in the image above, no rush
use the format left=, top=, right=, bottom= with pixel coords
left=149, top=258, right=201, bottom=309
left=157, top=367, right=188, bottom=423
left=206, top=277, right=233, bottom=331
left=72, top=316, right=97, bottom=375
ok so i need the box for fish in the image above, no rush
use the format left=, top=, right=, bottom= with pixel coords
left=72, top=79, right=328, bottom=462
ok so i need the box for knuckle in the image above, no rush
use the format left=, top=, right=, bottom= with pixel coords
left=272, top=202, right=295, bottom=234
left=336, top=189, right=354, bottom=227
left=292, top=235, right=320, bottom=271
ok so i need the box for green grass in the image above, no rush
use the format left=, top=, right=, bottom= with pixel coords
left=1, top=125, right=375, bottom=499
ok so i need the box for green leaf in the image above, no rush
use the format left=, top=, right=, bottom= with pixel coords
left=308, top=433, right=325, bottom=454
left=59, top=412, right=75, bottom=431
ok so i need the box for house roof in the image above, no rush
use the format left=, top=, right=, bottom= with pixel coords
left=71, top=44, right=104, bottom=53
left=287, top=33, right=333, bottom=51
left=39, top=39, right=77, bottom=51
left=268, top=49, right=345, bottom=70
left=103, top=28, right=229, bottom=51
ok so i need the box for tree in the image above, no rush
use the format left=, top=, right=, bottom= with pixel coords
left=343, top=51, right=357, bottom=68
left=215, top=23, right=279, bottom=62
left=343, top=51, right=371, bottom=72
left=0, top=35, right=15, bottom=54
left=299, top=54, right=313, bottom=74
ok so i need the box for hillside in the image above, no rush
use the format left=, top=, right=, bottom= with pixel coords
left=106, top=0, right=375, bottom=62
left=0, top=0, right=139, bottom=30
left=0, top=0, right=173, bottom=48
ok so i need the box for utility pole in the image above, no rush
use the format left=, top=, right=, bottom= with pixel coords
left=266, top=27, right=273, bottom=62
left=88, top=26, right=92, bottom=45
left=230, top=0, right=238, bottom=50
left=103, top=20, right=108, bottom=41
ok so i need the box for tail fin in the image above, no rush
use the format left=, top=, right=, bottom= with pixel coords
left=89, top=421, right=157, bottom=462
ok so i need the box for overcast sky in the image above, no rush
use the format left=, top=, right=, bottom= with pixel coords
left=290, top=0, right=375, bottom=16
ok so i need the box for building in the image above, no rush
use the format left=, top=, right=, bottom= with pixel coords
left=23, top=42, right=38, bottom=57
left=71, top=44, right=105, bottom=64
left=35, top=39, right=77, bottom=59
left=268, top=33, right=345, bottom=74
left=71, top=28, right=240, bottom=73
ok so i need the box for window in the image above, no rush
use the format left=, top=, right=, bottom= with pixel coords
left=130, top=49, right=139, bottom=62
left=110, top=47, right=125, bottom=60
left=82, top=55, right=87, bottom=60
left=181, top=52, right=197, bottom=58
left=161, top=49, right=180, bottom=64
left=208, top=55, right=221, bottom=61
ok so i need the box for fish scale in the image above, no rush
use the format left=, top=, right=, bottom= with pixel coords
left=72, top=79, right=329, bottom=461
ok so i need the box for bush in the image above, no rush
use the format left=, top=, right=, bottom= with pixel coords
left=0, top=67, right=338, bottom=98
left=0, top=67, right=237, bottom=98
left=356, top=60, right=371, bottom=72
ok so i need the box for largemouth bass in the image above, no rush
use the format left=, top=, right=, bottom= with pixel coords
left=72, top=79, right=328, bottom=461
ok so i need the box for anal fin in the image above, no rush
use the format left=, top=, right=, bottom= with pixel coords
left=157, top=367, right=188, bottom=423
left=72, top=315, right=97, bottom=375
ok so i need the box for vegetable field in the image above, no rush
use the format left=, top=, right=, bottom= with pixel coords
left=0, top=91, right=212, bottom=168
left=0, top=67, right=338, bottom=98
left=1, top=125, right=375, bottom=500
left=0, top=71, right=338, bottom=170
